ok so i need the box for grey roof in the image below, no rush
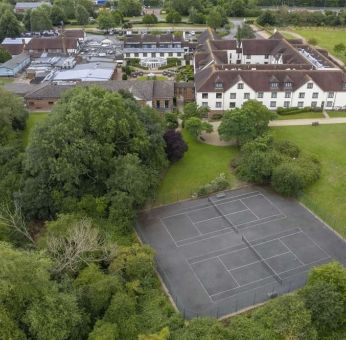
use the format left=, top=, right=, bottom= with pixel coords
left=24, top=80, right=175, bottom=101
left=4, top=82, right=41, bottom=96
left=15, top=2, right=51, bottom=9
left=0, top=53, right=30, bottom=70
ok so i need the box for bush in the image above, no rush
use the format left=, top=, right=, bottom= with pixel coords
left=271, top=155, right=320, bottom=196
left=164, top=113, right=179, bottom=130
left=195, top=173, right=229, bottom=197
left=209, top=113, right=223, bottom=121
left=277, top=107, right=322, bottom=115
left=122, top=74, right=128, bottom=80
left=163, top=130, right=188, bottom=162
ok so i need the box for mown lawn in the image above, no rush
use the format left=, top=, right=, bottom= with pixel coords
left=328, top=111, right=346, bottom=118
left=155, top=130, right=239, bottom=205
left=23, top=112, right=48, bottom=147
left=276, top=111, right=324, bottom=120
left=290, top=27, right=346, bottom=63
left=272, top=124, right=346, bottom=237
left=0, top=77, right=14, bottom=87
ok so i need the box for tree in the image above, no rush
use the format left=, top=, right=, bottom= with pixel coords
left=139, top=327, right=170, bottom=340
left=0, top=46, right=11, bottom=63
left=118, top=0, right=142, bottom=17
left=50, top=5, right=66, bottom=26
left=182, top=102, right=208, bottom=120
left=21, top=86, right=166, bottom=221
left=75, top=5, right=89, bottom=26
left=163, top=130, right=188, bottom=162
left=0, top=305, right=26, bottom=340
left=0, top=10, right=21, bottom=41
left=230, top=0, right=246, bottom=17
left=30, top=6, right=53, bottom=32
left=43, top=214, right=114, bottom=275
left=300, top=281, right=345, bottom=334
left=143, top=14, right=158, bottom=26
left=253, top=295, right=317, bottom=339
left=218, top=100, right=275, bottom=145
left=89, top=321, right=120, bottom=340
left=164, top=112, right=179, bottom=130
left=97, top=10, right=113, bottom=31
left=189, top=7, right=205, bottom=24
left=206, top=9, right=223, bottom=29
left=236, top=24, right=255, bottom=40
left=257, top=10, right=276, bottom=26
left=185, top=117, right=213, bottom=139
left=166, top=10, right=182, bottom=24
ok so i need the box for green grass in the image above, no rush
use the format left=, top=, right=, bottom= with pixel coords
left=155, top=130, right=239, bottom=206
left=137, top=75, right=167, bottom=80
left=327, top=111, right=346, bottom=118
left=0, top=77, right=14, bottom=87
left=276, top=111, right=325, bottom=120
left=290, top=27, right=346, bottom=63
left=23, top=112, right=48, bottom=146
left=272, top=124, right=346, bottom=237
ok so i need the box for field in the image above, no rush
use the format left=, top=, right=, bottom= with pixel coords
left=23, top=112, right=48, bottom=146
left=155, top=130, right=239, bottom=205
left=290, top=27, right=346, bottom=64
left=272, top=124, right=346, bottom=237
left=276, top=111, right=324, bottom=120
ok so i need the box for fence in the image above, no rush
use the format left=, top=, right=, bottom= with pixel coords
left=135, top=222, right=309, bottom=320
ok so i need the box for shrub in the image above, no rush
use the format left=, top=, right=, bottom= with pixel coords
left=163, top=130, right=188, bottom=163
left=164, top=113, right=179, bottom=130
left=195, top=173, right=229, bottom=197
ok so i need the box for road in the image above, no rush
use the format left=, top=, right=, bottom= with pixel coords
left=223, top=18, right=266, bottom=40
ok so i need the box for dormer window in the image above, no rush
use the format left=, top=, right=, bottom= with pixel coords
left=343, top=82, right=346, bottom=89
left=307, top=83, right=313, bottom=89
left=270, top=82, right=279, bottom=88
left=237, top=83, right=244, bottom=89
left=215, top=82, right=223, bottom=89
left=284, top=82, right=292, bottom=88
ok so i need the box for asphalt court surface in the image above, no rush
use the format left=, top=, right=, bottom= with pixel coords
left=137, top=186, right=346, bottom=317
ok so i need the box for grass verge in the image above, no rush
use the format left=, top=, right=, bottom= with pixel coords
left=272, top=124, right=346, bottom=237
left=276, top=111, right=325, bottom=120
left=155, top=130, right=239, bottom=206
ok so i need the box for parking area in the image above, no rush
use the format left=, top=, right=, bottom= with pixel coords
left=137, top=186, right=346, bottom=318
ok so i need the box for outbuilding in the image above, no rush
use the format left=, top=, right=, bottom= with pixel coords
left=0, top=53, right=30, bottom=77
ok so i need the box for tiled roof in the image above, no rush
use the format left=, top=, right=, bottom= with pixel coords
left=25, top=37, right=79, bottom=51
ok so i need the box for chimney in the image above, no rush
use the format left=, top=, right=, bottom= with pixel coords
left=22, top=38, right=26, bottom=52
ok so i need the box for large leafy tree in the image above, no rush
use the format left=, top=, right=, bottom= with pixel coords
left=218, top=100, right=275, bottom=145
left=75, top=5, right=89, bottom=26
left=0, top=10, right=22, bottom=41
left=0, top=46, right=11, bottom=63
left=30, top=6, right=53, bottom=32
left=21, top=86, right=166, bottom=222
left=118, top=0, right=142, bottom=17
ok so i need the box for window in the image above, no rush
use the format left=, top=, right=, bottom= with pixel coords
left=216, top=102, right=222, bottom=108
left=230, top=93, right=236, bottom=99
left=270, top=101, right=276, bottom=108
left=237, top=83, right=244, bottom=89
left=244, top=93, right=250, bottom=99
left=126, top=53, right=130, bottom=57
left=160, top=52, right=164, bottom=57
left=270, top=82, right=279, bottom=89
left=328, top=92, right=334, bottom=98
left=177, top=52, right=181, bottom=56
left=202, top=93, right=208, bottom=99
left=312, top=92, right=318, bottom=99
left=284, top=82, right=292, bottom=88
left=215, top=83, right=223, bottom=89
left=284, top=101, right=290, bottom=108
left=246, top=55, right=251, bottom=59
left=264, top=54, right=269, bottom=59
left=165, top=100, right=169, bottom=108
left=271, top=92, right=277, bottom=98
left=307, top=83, right=313, bottom=89
left=156, top=100, right=160, bottom=108
left=202, top=102, right=208, bottom=107
left=326, top=101, right=333, bottom=107
left=151, top=53, right=156, bottom=57
left=285, top=91, right=291, bottom=98
left=298, top=101, right=304, bottom=108
left=229, top=102, right=236, bottom=108
left=48, top=101, right=54, bottom=105
left=143, top=52, right=147, bottom=57
left=299, top=92, right=305, bottom=98
left=216, top=92, right=222, bottom=98
left=311, top=101, right=317, bottom=108
left=257, top=92, right=263, bottom=98
left=168, top=52, right=173, bottom=57
left=343, top=82, right=346, bottom=90
left=264, top=62, right=268, bottom=64
left=134, top=53, right=139, bottom=57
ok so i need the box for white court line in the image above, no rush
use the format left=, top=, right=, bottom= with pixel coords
left=210, top=191, right=260, bottom=204
left=186, top=260, right=213, bottom=301
left=250, top=229, right=302, bottom=248
left=160, top=191, right=260, bottom=220
left=217, top=256, right=240, bottom=287
left=259, top=193, right=286, bottom=219
left=194, top=208, right=249, bottom=225
left=179, top=214, right=287, bottom=248
left=239, top=198, right=260, bottom=220
left=186, top=213, right=202, bottom=236
left=278, top=256, right=331, bottom=275
left=159, top=217, right=179, bottom=248
left=301, top=230, right=332, bottom=259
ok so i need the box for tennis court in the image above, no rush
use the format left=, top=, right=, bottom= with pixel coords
left=137, top=186, right=346, bottom=318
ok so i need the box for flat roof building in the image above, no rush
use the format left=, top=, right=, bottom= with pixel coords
left=0, top=53, right=30, bottom=77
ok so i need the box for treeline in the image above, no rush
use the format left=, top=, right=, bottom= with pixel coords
left=258, top=7, right=346, bottom=26
left=257, top=0, right=346, bottom=7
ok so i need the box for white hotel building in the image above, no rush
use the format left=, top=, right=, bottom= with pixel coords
left=194, top=29, right=346, bottom=113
